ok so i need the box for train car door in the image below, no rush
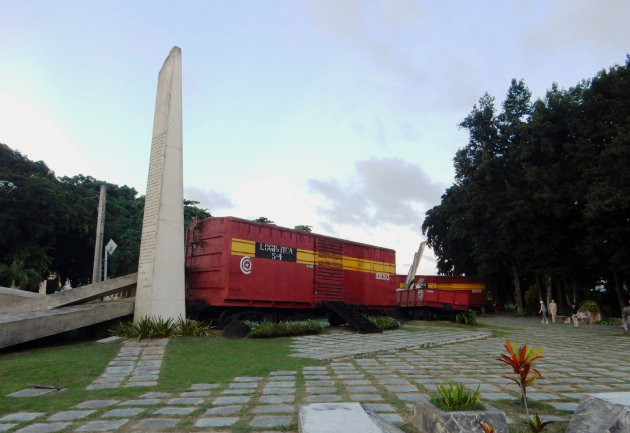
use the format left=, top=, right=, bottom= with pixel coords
left=314, top=237, right=344, bottom=302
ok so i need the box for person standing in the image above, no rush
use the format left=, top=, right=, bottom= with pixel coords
left=548, top=299, right=558, bottom=323
left=571, top=303, right=579, bottom=327
left=622, top=299, right=630, bottom=333
left=539, top=300, right=549, bottom=324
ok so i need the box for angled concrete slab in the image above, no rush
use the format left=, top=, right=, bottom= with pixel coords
left=0, top=299, right=134, bottom=349
left=0, top=274, right=137, bottom=314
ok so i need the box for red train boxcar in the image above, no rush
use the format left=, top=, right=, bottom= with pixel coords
left=395, top=275, right=486, bottom=319
left=185, top=217, right=397, bottom=328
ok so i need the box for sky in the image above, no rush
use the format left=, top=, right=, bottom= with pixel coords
left=1, top=1, right=629, bottom=275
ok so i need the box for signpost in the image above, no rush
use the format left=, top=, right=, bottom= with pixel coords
left=104, top=239, right=117, bottom=280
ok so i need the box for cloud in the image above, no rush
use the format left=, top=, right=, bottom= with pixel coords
left=308, top=157, right=445, bottom=229
left=305, top=0, right=483, bottom=112
left=184, top=186, right=234, bottom=213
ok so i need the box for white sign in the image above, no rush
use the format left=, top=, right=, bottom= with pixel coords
left=105, top=239, right=117, bottom=255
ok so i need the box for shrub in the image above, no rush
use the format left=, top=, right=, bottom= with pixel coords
left=430, top=382, right=483, bottom=411
left=109, top=316, right=212, bottom=340
left=176, top=317, right=212, bottom=336
left=368, top=315, right=401, bottom=330
left=497, top=340, right=544, bottom=414
left=579, top=300, right=599, bottom=313
left=110, top=316, right=178, bottom=340
left=246, top=320, right=323, bottom=338
left=455, top=309, right=478, bottom=325
left=526, top=414, right=554, bottom=432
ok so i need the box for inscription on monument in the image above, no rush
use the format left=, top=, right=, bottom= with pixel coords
left=138, top=132, right=166, bottom=267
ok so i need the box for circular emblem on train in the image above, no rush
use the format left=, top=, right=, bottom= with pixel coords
left=240, top=256, right=252, bottom=274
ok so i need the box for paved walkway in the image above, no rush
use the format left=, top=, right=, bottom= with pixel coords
left=87, top=339, right=168, bottom=390
left=1, top=316, right=628, bottom=432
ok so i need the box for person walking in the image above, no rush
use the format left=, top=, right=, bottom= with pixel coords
left=539, top=300, right=549, bottom=324
left=571, top=303, right=579, bottom=327
left=548, top=299, right=558, bottom=323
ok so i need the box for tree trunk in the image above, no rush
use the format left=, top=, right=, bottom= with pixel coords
left=557, top=278, right=566, bottom=313
left=613, top=271, right=625, bottom=316
left=545, top=274, right=552, bottom=306
left=512, top=264, right=524, bottom=315
left=535, top=273, right=542, bottom=302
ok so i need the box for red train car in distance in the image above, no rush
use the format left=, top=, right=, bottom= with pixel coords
left=185, top=217, right=397, bottom=318
left=395, top=275, right=486, bottom=318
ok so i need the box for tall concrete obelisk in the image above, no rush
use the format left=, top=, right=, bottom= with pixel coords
left=134, top=46, right=185, bottom=321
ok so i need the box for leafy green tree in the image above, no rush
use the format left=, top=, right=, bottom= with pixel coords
left=184, top=200, right=211, bottom=227
left=294, top=225, right=312, bottom=232
left=423, top=59, right=630, bottom=316
left=0, top=249, right=46, bottom=290
left=253, top=217, right=274, bottom=224
left=577, top=58, right=630, bottom=312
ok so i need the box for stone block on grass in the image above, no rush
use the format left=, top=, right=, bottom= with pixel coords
left=566, top=392, right=630, bottom=433
left=412, top=396, right=508, bottom=433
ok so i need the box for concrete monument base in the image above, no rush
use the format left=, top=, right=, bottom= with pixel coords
left=412, top=397, right=508, bottom=433
left=566, top=392, right=630, bottom=433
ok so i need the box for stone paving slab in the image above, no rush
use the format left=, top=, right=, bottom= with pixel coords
left=15, top=422, right=70, bottom=433
left=132, top=418, right=179, bottom=430
left=250, top=415, right=292, bottom=427
left=101, top=408, right=144, bottom=418
left=194, top=417, right=239, bottom=427
left=0, top=413, right=44, bottom=422
left=47, top=410, right=94, bottom=421
left=7, top=388, right=60, bottom=398
left=75, top=419, right=128, bottom=432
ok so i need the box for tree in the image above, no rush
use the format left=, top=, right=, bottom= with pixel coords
left=0, top=249, right=45, bottom=290
left=294, top=225, right=312, bottom=232
left=253, top=217, right=274, bottom=225
left=423, top=59, right=630, bottom=316
left=184, top=200, right=211, bottom=227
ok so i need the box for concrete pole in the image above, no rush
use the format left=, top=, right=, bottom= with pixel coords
left=92, top=184, right=106, bottom=284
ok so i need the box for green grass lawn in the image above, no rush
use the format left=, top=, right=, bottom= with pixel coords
left=0, top=331, right=324, bottom=416
left=0, top=341, right=122, bottom=414
left=159, top=332, right=325, bottom=389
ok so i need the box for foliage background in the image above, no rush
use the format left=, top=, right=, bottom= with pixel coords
left=423, top=58, right=630, bottom=316
left=0, top=146, right=210, bottom=291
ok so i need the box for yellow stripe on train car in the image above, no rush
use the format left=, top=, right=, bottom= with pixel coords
left=426, top=283, right=486, bottom=291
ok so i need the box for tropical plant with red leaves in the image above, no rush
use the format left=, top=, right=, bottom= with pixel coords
left=480, top=421, right=496, bottom=432
left=497, top=339, right=544, bottom=414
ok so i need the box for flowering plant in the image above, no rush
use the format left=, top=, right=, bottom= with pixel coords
left=497, top=339, right=544, bottom=413
left=480, top=421, right=495, bottom=432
